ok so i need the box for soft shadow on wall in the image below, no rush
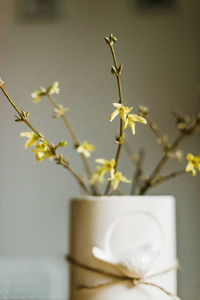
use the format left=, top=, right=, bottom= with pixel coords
left=16, top=0, right=64, bottom=22
left=129, top=0, right=179, bottom=12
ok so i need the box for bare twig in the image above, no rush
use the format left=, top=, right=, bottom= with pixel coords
left=139, top=107, right=169, bottom=150
left=123, top=141, right=138, bottom=164
left=151, top=169, right=186, bottom=187
left=173, top=108, right=190, bottom=130
left=55, top=154, right=91, bottom=195
left=130, top=148, right=145, bottom=195
left=139, top=134, right=184, bottom=195
left=47, top=94, right=100, bottom=195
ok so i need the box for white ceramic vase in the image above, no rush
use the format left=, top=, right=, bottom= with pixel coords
left=69, top=196, right=177, bottom=300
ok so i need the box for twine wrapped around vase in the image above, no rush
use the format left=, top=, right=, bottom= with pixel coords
left=67, top=255, right=180, bottom=300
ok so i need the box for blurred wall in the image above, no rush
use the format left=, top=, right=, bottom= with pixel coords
left=0, top=0, right=200, bottom=299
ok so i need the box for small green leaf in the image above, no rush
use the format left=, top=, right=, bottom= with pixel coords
left=104, top=36, right=110, bottom=44
left=118, top=65, right=123, bottom=74
left=110, top=34, right=117, bottom=43
left=111, top=66, right=117, bottom=75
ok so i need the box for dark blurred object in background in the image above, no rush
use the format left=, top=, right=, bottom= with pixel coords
left=137, top=0, right=176, bottom=10
left=17, top=0, right=62, bottom=20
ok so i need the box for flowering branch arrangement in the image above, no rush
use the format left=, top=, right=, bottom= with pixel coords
left=0, top=34, right=199, bottom=196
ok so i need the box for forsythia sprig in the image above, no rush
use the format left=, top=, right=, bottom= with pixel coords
left=53, top=104, right=69, bottom=118
left=109, top=103, right=147, bottom=135
left=91, top=158, right=116, bottom=184
left=91, top=158, right=130, bottom=190
left=20, top=131, right=67, bottom=162
left=31, top=81, right=60, bottom=103
left=109, top=171, right=131, bottom=191
left=77, top=142, right=95, bottom=157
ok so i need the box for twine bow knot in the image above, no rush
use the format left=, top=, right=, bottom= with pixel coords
left=67, top=255, right=180, bottom=300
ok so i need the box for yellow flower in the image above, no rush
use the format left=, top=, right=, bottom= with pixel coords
left=32, top=141, right=53, bottom=162
left=96, top=158, right=116, bottom=176
left=20, top=132, right=39, bottom=148
left=31, top=82, right=59, bottom=103
left=91, top=158, right=116, bottom=183
left=185, top=153, right=200, bottom=176
left=77, top=141, right=95, bottom=157
left=48, top=81, right=60, bottom=95
left=109, top=103, right=132, bottom=122
left=109, top=171, right=131, bottom=190
left=56, top=141, right=67, bottom=148
left=31, top=87, right=47, bottom=103
left=53, top=104, right=69, bottom=118
left=124, top=113, right=147, bottom=135
left=90, top=167, right=105, bottom=184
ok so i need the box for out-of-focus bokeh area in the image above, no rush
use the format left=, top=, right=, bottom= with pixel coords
left=0, top=0, right=199, bottom=299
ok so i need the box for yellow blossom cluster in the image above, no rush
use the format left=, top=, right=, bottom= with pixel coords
left=91, top=158, right=130, bottom=190
left=20, top=132, right=39, bottom=148
left=32, top=140, right=54, bottom=162
left=20, top=131, right=67, bottom=162
left=109, top=103, right=147, bottom=135
left=53, top=104, right=69, bottom=118
left=31, top=81, right=60, bottom=103
left=77, top=141, right=95, bottom=157
left=185, top=153, right=200, bottom=176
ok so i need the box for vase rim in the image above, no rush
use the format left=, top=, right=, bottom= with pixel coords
left=71, top=195, right=175, bottom=201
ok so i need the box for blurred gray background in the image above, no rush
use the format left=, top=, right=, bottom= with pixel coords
left=0, top=0, right=199, bottom=299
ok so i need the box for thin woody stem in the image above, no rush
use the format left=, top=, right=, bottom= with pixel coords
left=64, top=164, right=91, bottom=194
left=150, top=134, right=184, bottom=180
left=145, top=113, right=169, bottom=150
left=48, top=95, right=78, bottom=144
left=55, top=155, right=91, bottom=195
left=104, top=42, right=124, bottom=195
left=1, top=84, right=43, bottom=138
left=124, top=141, right=138, bottom=164
left=130, top=148, right=145, bottom=195
left=0, top=82, right=91, bottom=195
left=110, top=45, right=123, bottom=103
left=139, top=133, right=185, bottom=195
left=151, top=169, right=186, bottom=187
left=47, top=94, right=100, bottom=195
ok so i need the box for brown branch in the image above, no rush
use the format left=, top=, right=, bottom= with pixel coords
left=123, top=141, right=138, bottom=165
left=139, top=134, right=185, bottom=195
left=130, top=148, right=145, bottom=195
left=1, top=82, right=43, bottom=139
left=55, top=154, right=91, bottom=195
left=139, top=107, right=169, bottom=150
left=151, top=169, right=186, bottom=187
